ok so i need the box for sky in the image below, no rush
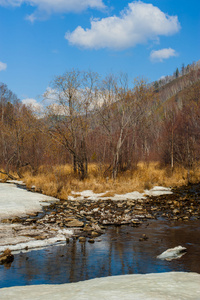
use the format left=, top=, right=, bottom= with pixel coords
left=0, top=0, right=199, bottom=108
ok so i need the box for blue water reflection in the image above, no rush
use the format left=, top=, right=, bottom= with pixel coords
left=0, top=219, right=200, bottom=288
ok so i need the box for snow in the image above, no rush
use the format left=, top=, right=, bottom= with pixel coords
left=144, top=186, right=173, bottom=197
left=1, top=272, right=200, bottom=300
left=69, top=186, right=172, bottom=201
left=157, top=246, right=187, bottom=261
left=0, top=225, right=73, bottom=254
left=0, top=182, right=58, bottom=220
left=0, top=182, right=172, bottom=253
left=0, top=183, right=73, bottom=252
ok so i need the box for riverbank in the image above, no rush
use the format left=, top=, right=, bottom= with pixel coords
left=8, top=162, right=200, bottom=200
left=0, top=181, right=200, bottom=254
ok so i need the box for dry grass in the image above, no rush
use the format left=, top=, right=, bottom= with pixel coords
left=2, top=162, right=200, bottom=200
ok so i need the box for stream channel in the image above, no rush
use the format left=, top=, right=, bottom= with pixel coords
left=1, top=183, right=200, bottom=289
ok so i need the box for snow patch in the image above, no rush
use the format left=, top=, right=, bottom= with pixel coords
left=0, top=183, right=58, bottom=220
left=69, top=186, right=172, bottom=201
left=1, top=272, right=200, bottom=300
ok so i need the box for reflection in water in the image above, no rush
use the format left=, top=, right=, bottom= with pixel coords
left=0, top=219, right=200, bottom=288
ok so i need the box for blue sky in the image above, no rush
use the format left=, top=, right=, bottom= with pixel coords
left=0, top=0, right=199, bottom=107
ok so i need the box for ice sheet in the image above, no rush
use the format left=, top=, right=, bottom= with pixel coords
left=0, top=183, right=58, bottom=220
left=1, top=272, right=200, bottom=300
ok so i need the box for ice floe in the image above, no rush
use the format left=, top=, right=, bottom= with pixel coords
left=1, top=272, right=200, bottom=300
left=157, top=246, right=187, bottom=261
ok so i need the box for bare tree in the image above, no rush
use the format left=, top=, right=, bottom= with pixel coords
left=44, top=69, right=99, bottom=179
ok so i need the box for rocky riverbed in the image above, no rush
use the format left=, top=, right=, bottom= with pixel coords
left=0, top=183, right=200, bottom=254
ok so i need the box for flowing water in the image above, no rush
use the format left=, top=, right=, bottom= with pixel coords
left=0, top=218, right=200, bottom=288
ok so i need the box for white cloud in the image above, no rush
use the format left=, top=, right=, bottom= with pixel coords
left=0, top=0, right=105, bottom=20
left=0, top=61, right=7, bottom=71
left=66, top=1, right=180, bottom=50
left=150, top=48, right=178, bottom=62
left=22, top=98, right=43, bottom=111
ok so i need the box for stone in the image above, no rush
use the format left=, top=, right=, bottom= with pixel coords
left=1, top=219, right=12, bottom=224
left=0, top=249, right=14, bottom=265
left=139, top=234, right=149, bottom=241
left=65, top=219, right=84, bottom=227
left=88, top=239, right=95, bottom=243
left=91, top=231, right=100, bottom=237
left=83, top=224, right=93, bottom=231
left=34, top=235, right=47, bottom=240
left=79, top=237, right=86, bottom=242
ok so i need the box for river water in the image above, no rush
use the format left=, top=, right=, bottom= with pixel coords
left=0, top=218, right=199, bottom=288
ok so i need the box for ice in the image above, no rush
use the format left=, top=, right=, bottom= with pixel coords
left=0, top=182, right=58, bottom=220
left=1, top=272, right=200, bottom=300
left=69, top=186, right=172, bottom=201
left=144, top=186, right=173, bottom=197
left=157, top=246, right=187, bottom=261
left=0, top=182, right=172, bottom=252
left=0, top=222, right=73, bottom=254
left=0, top=183, right=73, bottom=252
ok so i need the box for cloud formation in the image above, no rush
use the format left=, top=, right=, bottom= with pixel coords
left=22, top=98, right=43, bottom=111
left=0, top=61, right=7, bottom=71
left=66, top=1, right=180, bottom=50
left=150, top=48, right=178, bottom=62
left=0, top=0, right=105, bottom=21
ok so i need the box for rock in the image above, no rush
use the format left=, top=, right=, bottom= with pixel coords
left=83, top=224, right=93, bottom=231
left=65, top=219, right=84, bottom=227
left=132, top=220, right=141, bottom=227
left=88, top=239, right=95, bottom=243
left=0, top=249, right=14, bottom=265
left=64, top=217, right=75, bottom=223
left=91, top=231, right=100, bottom=237
left=34, top=235, right=47, bottom=240
left=139, top=234, right=149, bottom=241
left=1, top=219, right=12, bottom=224
left=79, top=237, right=86, bottom=242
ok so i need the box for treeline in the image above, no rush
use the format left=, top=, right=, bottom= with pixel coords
left=0, top=63, right=200, bottom=180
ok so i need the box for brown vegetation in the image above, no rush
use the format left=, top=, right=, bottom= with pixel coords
left=18, top=162, right=200, bottom=199
left=0, top=61, right=200, bottom=197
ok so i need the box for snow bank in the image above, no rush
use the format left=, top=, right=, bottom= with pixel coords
left=69, top=186, right=172, bottom=201
left=1, top=272, right=200, bottom=300
left=0, top=183, right=58, bottom=220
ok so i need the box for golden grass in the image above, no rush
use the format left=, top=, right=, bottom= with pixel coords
left=2, top=162, right=200, bottom=200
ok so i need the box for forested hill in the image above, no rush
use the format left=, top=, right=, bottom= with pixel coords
left=0, top=60, right=200, bottom=180
left=154, top=60, right=200, bottom=105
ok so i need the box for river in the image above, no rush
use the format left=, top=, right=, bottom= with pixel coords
left=0, top=218, right=199, bottom=288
